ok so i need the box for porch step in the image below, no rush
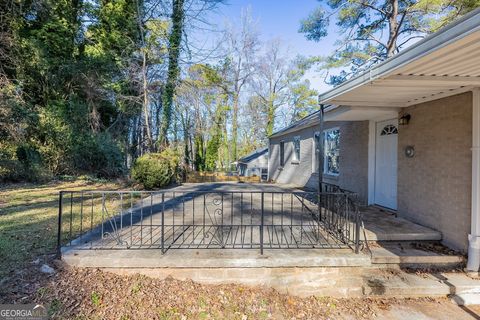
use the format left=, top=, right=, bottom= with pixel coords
left=62, top=248, right=371, bottom=268
left=370, top=242, right=465, bottom=267
left=360, top=207, right=442, bottom=242
left=91, top=265, right=480, bottom=299
left=362, top=270, right=480, bottom=298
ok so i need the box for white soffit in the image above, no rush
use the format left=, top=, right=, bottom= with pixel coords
left=324, top=106, right=400, bottom=121
left=319, top=8, right=480, bottom=108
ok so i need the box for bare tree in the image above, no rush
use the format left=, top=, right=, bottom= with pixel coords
left=250, top=39, right=293, bottom=136
left=223, top=8, right=260, bottom=161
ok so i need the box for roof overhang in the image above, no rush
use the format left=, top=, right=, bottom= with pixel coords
left=319, top=8, right=480, bottom=111
left=324, top=106, right=400, bottom=121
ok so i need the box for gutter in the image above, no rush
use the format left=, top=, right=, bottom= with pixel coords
left=318, top=7, right=480, bottom=104
left=269, top=105, right=339, bottom=139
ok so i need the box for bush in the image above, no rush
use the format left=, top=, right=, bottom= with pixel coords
left=131, top=149, right=180, bottom=189
left=0, top=143, right=52, bottom=182
left=37, top=106, right=125, bottom=178
left=71, top=133, right=125, bottom=178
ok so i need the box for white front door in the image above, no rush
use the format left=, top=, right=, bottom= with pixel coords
left=374, top=119, right=398, bottom=210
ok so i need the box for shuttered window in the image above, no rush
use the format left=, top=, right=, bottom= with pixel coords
left=280, top=141, right=285, bottom=167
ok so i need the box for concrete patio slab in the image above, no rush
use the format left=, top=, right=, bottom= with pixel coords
left=66, top=182, right=348, bottom=251
left=166, top=182, right=303, bottom=193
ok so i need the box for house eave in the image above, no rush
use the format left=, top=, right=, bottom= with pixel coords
left=318, top=7, right=480, bottom=107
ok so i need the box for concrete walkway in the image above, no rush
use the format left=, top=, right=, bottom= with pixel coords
left=375, top=301, right=480, bottom=320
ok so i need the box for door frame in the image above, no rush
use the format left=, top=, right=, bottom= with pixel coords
left=367, top=117, right=398, bottom=208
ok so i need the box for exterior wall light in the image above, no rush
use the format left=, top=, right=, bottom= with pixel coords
left=405, top=145, right=415, bottom=158
left=399, top=113, right=411, bottom=125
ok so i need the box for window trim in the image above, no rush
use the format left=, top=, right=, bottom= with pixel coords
left=323, top=127, right=340, bottom=176
left=279, top=140, right=285, bottom=167
left=292, top=136, right=301, bottom=163
left=313, top=131, right=321, bottom=173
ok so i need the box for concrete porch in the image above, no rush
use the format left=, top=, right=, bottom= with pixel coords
left=62, top=197, right=460, bottom=270
left=60, top=182, right=470, bottom=298
left=359, top=206, right=442, bottom=242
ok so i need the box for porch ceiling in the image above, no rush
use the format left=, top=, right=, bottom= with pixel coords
left=319, top=8, right=480, bottom=110
left=324, top=106, right=400, bottom=122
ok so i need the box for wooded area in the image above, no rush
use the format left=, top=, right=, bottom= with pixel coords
left=1, top=0, right=478, bottom=185
left=0, top=0, right=319, bottom=184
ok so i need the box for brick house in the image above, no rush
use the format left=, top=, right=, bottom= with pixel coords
left=268, top=8, right=480, bottom=271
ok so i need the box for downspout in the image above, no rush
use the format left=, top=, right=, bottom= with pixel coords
left=468, top=88, right=480, bottom=272
left=318, top=103, right=325, bottom=191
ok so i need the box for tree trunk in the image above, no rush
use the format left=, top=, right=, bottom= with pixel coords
left=142, top=50, right=154, bottom=151
left=266, top=99, right=275, bottom=137
left=231, top=92, right=239, bottom=161
left=159, top=0, right=184, bottom=147
left=134, top=0, right=153, bottom=151
left=386, top=0, right=399, bottom=57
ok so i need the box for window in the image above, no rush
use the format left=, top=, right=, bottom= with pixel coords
left=279, top=141, right=285, bottom=167
left=324, top=128, right=340, bottom=175
left=380, top=124, right=398, bottom=136
left=313, top=132, right=321, bottom=172
left=293, top=136, right=301, bottom=162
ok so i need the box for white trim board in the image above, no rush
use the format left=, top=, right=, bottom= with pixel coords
left=468, top=88, right=480, bottom=271
left=368, top=120, right=376, bottom=205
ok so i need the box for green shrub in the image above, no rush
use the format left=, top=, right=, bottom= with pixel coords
left=71, top=133, right=125, bottom=178
left=36, top=107, right=72, bottom=175
left=131, top=149, right=180, bottom=189
left=36, top=106, right=125, bottom=178
left=0, top=143, right=52, bottom=183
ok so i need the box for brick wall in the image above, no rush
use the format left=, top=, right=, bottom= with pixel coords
left=397, top=92, right=472, bottom=251
left=268, top=121, right=369, bottom=204
left=323, top=121, right=369, bottom=204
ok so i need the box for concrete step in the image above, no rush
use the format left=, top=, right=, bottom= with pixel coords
left=62, top=248, right=371, bottom=268
left=100, top=266, right=480, bottom=299
left=451, top=293, right=480, bottom=306
left=370, top=242, right=465, bottom=267
left=360, top=208, right=442, bottom=242
left=362, top=270, right=480, bottom=298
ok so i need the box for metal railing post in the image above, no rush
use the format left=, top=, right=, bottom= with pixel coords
left=161, top=193, right=165, bottom=254
left=317, top=191, right=321, bottom=243
left=354, top=200, right=360, bottom=254
left=260, top=192, right=264, bottom=255
left=57, top=191, right=63, bottom=258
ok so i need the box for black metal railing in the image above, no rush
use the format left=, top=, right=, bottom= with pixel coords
left=57, top=188, right=361, bottom=255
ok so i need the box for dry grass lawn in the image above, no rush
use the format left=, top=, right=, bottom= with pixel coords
left=0, top=179, right=123, bottom=300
